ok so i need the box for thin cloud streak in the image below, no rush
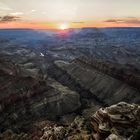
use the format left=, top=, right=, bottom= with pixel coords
left=10, top=12, right=23, bottom=16
left=0, top=15, right=20, bottom=23
left=72, top=22, right=85, bottom=24
left=104, top=18, right=140, bottom=25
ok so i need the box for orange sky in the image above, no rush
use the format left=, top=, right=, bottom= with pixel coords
left=0, top=19, right=140, bottom=29
left=0, top=0, right=140, bottom=29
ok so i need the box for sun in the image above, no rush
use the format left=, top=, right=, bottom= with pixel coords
left=59, top=23, right=69, bottom=30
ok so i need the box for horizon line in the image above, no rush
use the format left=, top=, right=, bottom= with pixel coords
left=0, top=26, right=140, bottom=30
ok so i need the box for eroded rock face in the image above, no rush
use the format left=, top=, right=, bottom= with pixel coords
left=0, top=58, right=42, bottom=112
left=53, top=60, right=140, bottom=105
left=91, top=102, right=140, bottom=140
left=0, top=47, right=81, bottom=132
left=31, top=78, right=81, bottom=119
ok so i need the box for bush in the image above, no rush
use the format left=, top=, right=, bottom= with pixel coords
left=132, top=128, right=140, bottom=140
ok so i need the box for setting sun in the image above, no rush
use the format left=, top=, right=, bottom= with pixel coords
left=59, top=24, right=69, bottom=30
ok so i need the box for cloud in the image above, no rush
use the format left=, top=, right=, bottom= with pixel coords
left=125, top=18, right=140, bottom=24
left=10, top=12, right=23, bottom=16
left=28, top=9, right=37, bottom=14
left=104, top=19, right=121, bottom=23
left=29, top=10, right=37, bottom=13
left=72, top=21, right=85, bottom=24
left=104, top=18, right=140, bottom=25
left=31, top=10, right=36, bottom=12
left=0, top=15, right=20, bottom=23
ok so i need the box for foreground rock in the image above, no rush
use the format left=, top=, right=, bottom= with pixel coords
left=40, top=102, right=140, bottom=140
left=0, top=102, right=139, bottom=140
left=40, top=116, right=93, bottom=140
left=91, top=102, right=140, bottom=140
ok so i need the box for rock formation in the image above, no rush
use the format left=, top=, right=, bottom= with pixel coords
left=39, top=102, right=140, bottom=140
left=40, top=116, right=93, bottom=140
left=91, top=102, right=140, bottom=140
left=52, top=59, right=140, bottom=105
left=1, top=102, right=138, bottom=140
left=0, top=47, right=81, bottom=132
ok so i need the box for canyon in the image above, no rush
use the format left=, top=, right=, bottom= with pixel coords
left=0, top=28, right=140, bottom=139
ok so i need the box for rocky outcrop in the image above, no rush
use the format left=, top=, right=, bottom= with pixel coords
left=0, top=116, right=92, bottom=140
left=74, top=57, right=140, bottom=89
left=31, top=78, right=81, bottom=118
left=40, top=116, right=93, bottom=140
left=0, top=102, right=139, bottom=140
left=91, top=102, right=140, bottom=140
left=0, top=129, right=33, bottom=140
left=53, top=60, right=140, bottom=105
left=37, top=102, right=140, bottom=140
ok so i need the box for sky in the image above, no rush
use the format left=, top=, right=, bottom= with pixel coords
left=0, top=0, right=140, bottom=29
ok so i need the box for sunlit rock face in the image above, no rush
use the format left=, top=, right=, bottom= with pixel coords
left=91, top=102, right=140, bottom=140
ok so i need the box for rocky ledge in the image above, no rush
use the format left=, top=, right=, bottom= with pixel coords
left=40, top=102, right=140, bottom=140
left=1, top=102, right=138, bottom=140
left=91, top=102, right=140, bottom=140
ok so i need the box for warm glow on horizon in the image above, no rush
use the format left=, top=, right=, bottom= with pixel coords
left=0, top=19, right=140, bottom=29
left=59, top=23, right=69, bottom=30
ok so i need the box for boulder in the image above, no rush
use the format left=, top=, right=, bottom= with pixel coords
left=91, top=102, right=140, bottom=139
